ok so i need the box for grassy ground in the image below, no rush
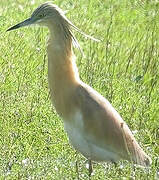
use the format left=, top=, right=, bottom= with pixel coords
left=0, top=0, right=159, bottom=179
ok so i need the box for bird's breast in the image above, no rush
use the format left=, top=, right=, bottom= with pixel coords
left=63, top=110, right=90, bottom=158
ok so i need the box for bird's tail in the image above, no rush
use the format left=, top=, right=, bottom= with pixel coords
left=131, top=145, right=152, bottom=167
left=121, top=123, right=152, bottom=167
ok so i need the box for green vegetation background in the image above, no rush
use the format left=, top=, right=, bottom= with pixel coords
left=0, top=0, right=158, bottom=179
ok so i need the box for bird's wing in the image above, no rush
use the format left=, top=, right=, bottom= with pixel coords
left=75, top=82, right=150, bottom=166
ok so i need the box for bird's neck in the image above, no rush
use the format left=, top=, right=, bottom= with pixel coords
left=47, top=24, right=80, bottom=117
left=47, top=24, right=80, bottom=84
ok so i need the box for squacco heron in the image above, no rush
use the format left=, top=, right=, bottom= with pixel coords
left=7, top=2, right=151, bottom=177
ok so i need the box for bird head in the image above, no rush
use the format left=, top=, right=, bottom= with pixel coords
left=7, top=2, right=65, bottom=31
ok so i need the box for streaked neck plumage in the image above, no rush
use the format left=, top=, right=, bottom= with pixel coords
left=47, top=20, right=80, bottom=118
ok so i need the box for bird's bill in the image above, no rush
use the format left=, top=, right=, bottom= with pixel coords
left=7, top=18, right=33, bottom=31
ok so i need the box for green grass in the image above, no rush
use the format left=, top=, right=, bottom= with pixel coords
left=0, top=0, right=159, bottom=179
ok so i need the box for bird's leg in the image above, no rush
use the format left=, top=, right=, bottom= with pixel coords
left=75, top=151, right=80, bottom=180
left=113, top=161, right=117, bottom=168
left=131, top=164, right=136, bottom=178
left=88, top=159, right=93, bottom=178
left=76, top=160, right=80, bottom=180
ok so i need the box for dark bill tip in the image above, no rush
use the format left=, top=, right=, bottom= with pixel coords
left=6, top=18, right=32, bottom=32
left=7, top=24, right=21, bottom=32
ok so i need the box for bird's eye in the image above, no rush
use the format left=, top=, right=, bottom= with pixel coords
left=39, top=14, right=45, bottom=18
